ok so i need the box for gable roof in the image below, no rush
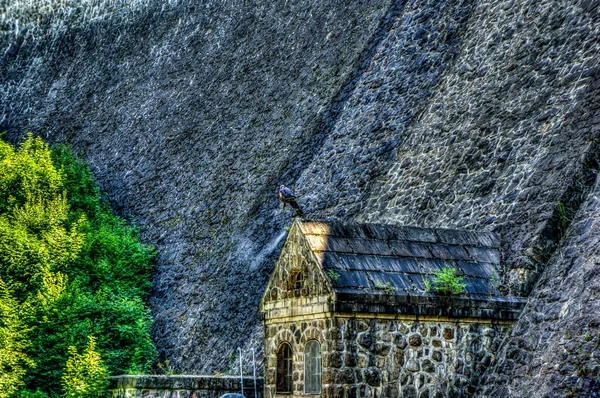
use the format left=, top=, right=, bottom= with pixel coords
left=296, top=219, right=526, bottom=319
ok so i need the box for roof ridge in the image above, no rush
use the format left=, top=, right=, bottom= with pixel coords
left=297, top=219, right=500, bottom=248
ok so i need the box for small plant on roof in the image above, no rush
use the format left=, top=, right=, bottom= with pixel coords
left=375, top=281, right=397, bottom=294
left=432, top=265, right=466, bottom=295
left=424, top=278, right=432, bottom=293
left=491, top=268, right=500, bottom=287
left=327, top=269, right=340, bottom=282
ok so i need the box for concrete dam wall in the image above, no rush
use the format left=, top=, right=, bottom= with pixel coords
left=1, top=0, right=599, bottom=395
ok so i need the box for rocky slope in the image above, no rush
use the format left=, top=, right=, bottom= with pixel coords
left=1, top=0, right=599, bottom=393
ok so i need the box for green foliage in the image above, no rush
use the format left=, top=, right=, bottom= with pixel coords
left=12, top=390, right=50, bottom=398
left=424, top=278, right=431, bottom=293
left=431, top=265, right=466, bottom=295
left=0, top=136, right=81, bottom=299
left=491, top=268, right=499, bottom=287
left=375, top=281, right=397, bottom=293
left=0, top=280, right=34, bottom=398
left=557, top=201, right=568, bottom=238
left=62, top=336, right=109, bottom=398
left=0, top=135, right=156, bottom=396
left=226, top=353, right=237, bottom=376
left=156, top=360, right=175, bottom=376
left=326, top=269, right=340, bottom=282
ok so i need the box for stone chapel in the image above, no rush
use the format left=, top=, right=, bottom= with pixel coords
left=261, top=220, right=526, bottom=398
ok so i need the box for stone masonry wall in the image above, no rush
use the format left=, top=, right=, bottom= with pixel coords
left=264, top=317, right=509, bottom=398
left=362, top=0, right=600, bottom=296
left=294, top=0, right=600, bottom=295
left=2, top=0, right=600, bottom=389
left=262, top=221, right=332, bottom=305
left=477, top=170, right=600, bottom=397
left=0, top=0, right=393, bottom=373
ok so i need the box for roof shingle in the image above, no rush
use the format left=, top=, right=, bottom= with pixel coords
left=299, top=220, right=502, bottom=298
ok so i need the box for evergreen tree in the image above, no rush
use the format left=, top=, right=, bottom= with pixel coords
left=62, top=336, right=109, bottom=398
left=0, top=280, right=33, bottom=398
left=0, top=135, right=156, bottom=396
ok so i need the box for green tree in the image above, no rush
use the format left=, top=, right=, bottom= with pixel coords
left=0, top=280, right=33, bottom=398
left=0, top=135, right=156, bottom=396
left=0, top=136, right=82, bottom=299
left=62, top=336, right=109, bottom=398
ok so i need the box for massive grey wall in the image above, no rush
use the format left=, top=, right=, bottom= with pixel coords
left=0, top=0, right=394, bottom=372
left=475, top=53, right=600, bottom=398
left=479, top=146, right=600, bottom=397
left=296, top=0, right=600, bottom=295
left=1, top=0, right=600, bottom=393
left=364, top=0, right=600, bottom=296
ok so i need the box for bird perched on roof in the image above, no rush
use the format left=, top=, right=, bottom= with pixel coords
left=279, top=185, right=305, bottom=217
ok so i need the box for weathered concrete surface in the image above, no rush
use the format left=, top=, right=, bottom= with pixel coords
left=1, top=1, right=600, bottom=393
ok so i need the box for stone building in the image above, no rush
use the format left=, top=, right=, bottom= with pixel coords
left=261, top=220, right=526, bottom=398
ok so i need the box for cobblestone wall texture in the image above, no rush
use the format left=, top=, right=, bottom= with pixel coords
left=264, top=318, right=508, bottom=398
left=1, top=0, right=600, bottom=394
left=477, top=178, right=600, bottom=397
left=296, top=0, right=600, bottom=294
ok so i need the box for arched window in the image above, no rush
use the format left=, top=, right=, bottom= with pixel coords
left=289, top=270, right=305, bottom=290
left=304, top=341, right=321, bottom=394
left=276, top=343, right=293, bottom=393
left=294, top=271, right=305, bottom=290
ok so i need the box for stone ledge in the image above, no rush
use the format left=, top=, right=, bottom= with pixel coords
left=109, top=375, right=263, bottom=397
left=334, top=292, right=526, bottom=320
